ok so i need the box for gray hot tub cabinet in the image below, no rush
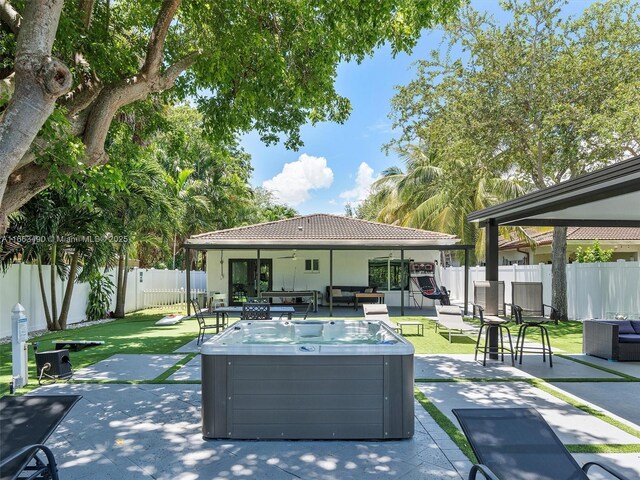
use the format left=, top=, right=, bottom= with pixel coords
left=202, top=353, right=414, bottom=440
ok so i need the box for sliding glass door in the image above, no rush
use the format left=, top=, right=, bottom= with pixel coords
left=228, top=259, right=272, bottom=305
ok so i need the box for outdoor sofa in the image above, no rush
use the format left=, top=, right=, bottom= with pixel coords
left=583, top=319, right=640, bottom=361
left=326, top=285, right=376, bottom=306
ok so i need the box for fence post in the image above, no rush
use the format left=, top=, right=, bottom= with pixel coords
left=11, top=303, right=29, bottom=389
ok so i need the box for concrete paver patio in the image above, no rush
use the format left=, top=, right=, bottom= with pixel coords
left=36, top=383, right=469, bottom=480
left=22, top=347, right=640, bottom=479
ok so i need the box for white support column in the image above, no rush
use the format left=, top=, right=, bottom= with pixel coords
left=12, top=303, right=29, bottom=389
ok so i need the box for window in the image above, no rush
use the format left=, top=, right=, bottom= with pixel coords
left=368, top=260, right=409, bottom=291
left=304, top=259, right=320, bottom=273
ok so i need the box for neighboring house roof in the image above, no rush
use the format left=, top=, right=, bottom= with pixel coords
left=186, top=213, right=460, bottom=249
left=500, top=227, right=640, bottom=249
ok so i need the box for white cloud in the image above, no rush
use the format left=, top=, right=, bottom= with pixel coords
left=262, top=154, right=334, bottom=206
left=339, top=162, right=379, bottom=204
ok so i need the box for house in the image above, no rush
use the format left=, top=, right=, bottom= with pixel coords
left=184, top=214, right=467, bottom=314
left=499, top=227, right=640, bottom=265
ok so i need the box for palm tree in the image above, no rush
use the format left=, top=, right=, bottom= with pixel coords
left=370, top=144, right=531, bottom=261
left=1, top=190, right=115, bottom=330
left=100, top=157, right=177, bottom=317
left=164, top=167, right=211, bottom=269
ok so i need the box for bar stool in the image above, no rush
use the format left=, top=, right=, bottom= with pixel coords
left=512, top=304, right=553, bottom=367
left=473, top=305, right=514, bottom=366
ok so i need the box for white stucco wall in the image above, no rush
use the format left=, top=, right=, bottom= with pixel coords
left=205, top=249, right=441, bottom=307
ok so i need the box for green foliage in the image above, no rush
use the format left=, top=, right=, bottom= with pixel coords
left=575, top=240, right=614, bottom=263
left=389, top=0, right=640, bottom=187
left=375, top=0, right=640, bottom=270
left=86, top=272, right=115, bottom=321
left=364, top=145, right=527, bottom=260
left=4, top=0, right=462, bottom=157
left=238, top=187, right=298, bottom=226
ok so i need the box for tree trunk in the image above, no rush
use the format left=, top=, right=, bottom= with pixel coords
left=551, top=226, right=568, bottom=321
left=49, top=242, right=61, bottom=330
left=114, top=249, right=126, bottom=318
left=58, top=249, right=80, bottom=329
left=0, top=0, right=198, bottom=227
left=0, top=0, right=71, bottom=231
left=36, top=256, right=53, bottom=330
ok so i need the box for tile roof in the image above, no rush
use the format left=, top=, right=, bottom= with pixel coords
left=500, top=227, right=640, bottom=249
left=187, top=214, right=458, bottom=247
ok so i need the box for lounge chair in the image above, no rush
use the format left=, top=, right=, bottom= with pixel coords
left=452, top=407, right=630, bottom=480
left=363, top=303, right=398, bottom=330
left=1, top=395, right=81, bottom=480
left=435, top=305, right=478, bottom=342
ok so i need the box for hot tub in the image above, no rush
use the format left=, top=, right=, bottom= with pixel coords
left=201, top=320, right=414, bottom=440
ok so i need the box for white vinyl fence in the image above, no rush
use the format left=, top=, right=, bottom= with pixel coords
left=440, top=260, right=640, bottom=321
left=0, top=265, right=206, bottom=338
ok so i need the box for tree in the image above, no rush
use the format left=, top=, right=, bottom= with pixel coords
left=1, top=187, right=114, bottom=330
left=99, top=156, right=175, bottom=318
left=388, top=0, right=640, bottom=319
left=239, top=187, right=298, bottom=225
left=364, top=144, right=528, bottom=262
left=575, top=240, right=613, bottom=263
left=0, top=0, right=462, bottom=232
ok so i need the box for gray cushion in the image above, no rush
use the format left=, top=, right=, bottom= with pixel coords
left=618, top=334, right=640, bottom=343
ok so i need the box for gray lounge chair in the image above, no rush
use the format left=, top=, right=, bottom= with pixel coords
left=1, top=395, right=81, bottom=480
left=435, top=305, right=478, bottom=342
left=452, top=407, right=630, bottom=480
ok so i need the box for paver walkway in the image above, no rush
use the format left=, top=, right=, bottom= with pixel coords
left=37, top=383, right=469, bottom=480
left=23, top=346, right=640, bottom=479
left=414, top=354, right=640, bottom=480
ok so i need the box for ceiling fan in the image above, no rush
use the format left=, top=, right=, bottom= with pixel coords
left=372, top=253, right=393, bottom=260
left=277, top=250, right=297, bottom=260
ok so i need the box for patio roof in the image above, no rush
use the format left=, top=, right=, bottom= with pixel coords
left=185, top=213, right=462, bottom=250
left=468, top=156, right=640, bottom=227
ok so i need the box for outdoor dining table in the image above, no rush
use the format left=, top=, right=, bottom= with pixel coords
left=206, top=305, right=296, bottom=329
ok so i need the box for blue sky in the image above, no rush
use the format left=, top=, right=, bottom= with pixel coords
left=242, top=1, right=598, bottom=215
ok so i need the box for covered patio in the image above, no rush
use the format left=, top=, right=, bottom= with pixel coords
left=468, top=157, right=640, bottom=358
left=469, top=155, right=640, bottom=312
left=183, top=214, right=473, bottom=317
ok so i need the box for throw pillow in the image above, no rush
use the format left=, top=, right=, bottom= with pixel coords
left=614, top=320, right=636, bottom=334
left=331, top=288, right=342, bottom=297
left=364, top=287, right=374, bottom=293
left=630, top=320, right=640, bottom=334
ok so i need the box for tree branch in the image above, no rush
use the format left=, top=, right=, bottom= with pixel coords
left=156, top=51, right=200, bottom=90
left=83, top=51, right=199, bottom=163
left=141, top=0, right=182, bottom=76
left=78, top=0, right=96, bottom=29
left=2, top=162, right=51, bottom=215
left=61, top=54, right=103, bottom=116
left=0, top=0, right=21, bottom=35
left=2, top=3, right=199, bottom=224
left=16, top=0, right=63, bottom=56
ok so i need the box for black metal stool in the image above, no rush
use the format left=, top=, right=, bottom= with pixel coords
left=473, top=305, right=514, bottom=366
left=512, top=304, right=554, bottom=367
